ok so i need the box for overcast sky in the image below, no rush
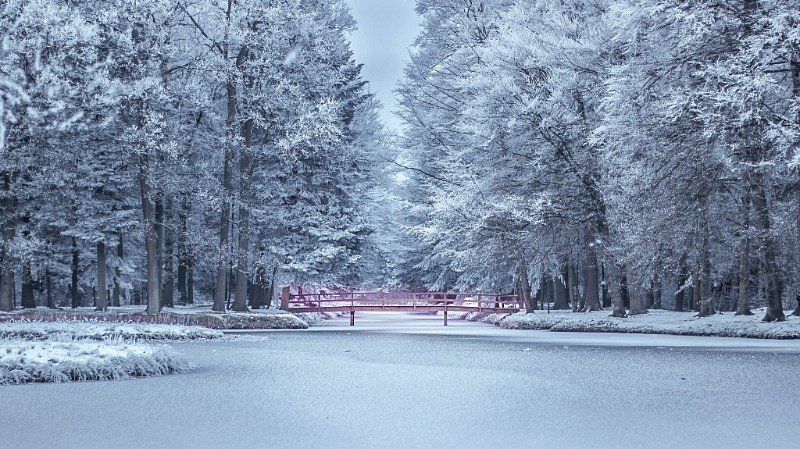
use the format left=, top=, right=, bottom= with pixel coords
left=346, top=0, right=420, bottom=131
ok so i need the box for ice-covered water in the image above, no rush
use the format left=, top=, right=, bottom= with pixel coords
left=1, top=312, right=798, bottom=449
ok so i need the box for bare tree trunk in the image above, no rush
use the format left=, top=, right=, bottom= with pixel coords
left=162, top=197, right=174, bottom=308
left=140, top=153, right=161, bottom=316
left=652, top=260, right=662, bottom=309
left=70, top=237, right=80, bottom=309
left=736, top=188, right=753, bottom=315
left=187, top=254, right=194, bottom=304
left=213, top=78, right=236, bottom=313
left=553, top=263, right=569, bottom=310
left=232, top=119, right=254, bottom=312
left=46, top=268, right=54, bottom=308
left=628, top=274, right=647, bottom=315
left=675, top=254, right=687, bottom=311
left=177, top=196, right=188, bottom=305
left=19, top=261, right=34, bottom=309
left=582, top=226, right=601, bottom=311
left=568, top=260, right=579, bottom=311
left=113, top=233, right=123, bottom=307
left=598, top=221, right=626, bottom=317
left=517, top=262, right=534, bottom=313
left=95, top=241, right=108, bottom=311
left=752, top=176, right=786, bottom=322
left=698, top=211, right=715, bottom=317
left=793, top=51, right=800, bottom=316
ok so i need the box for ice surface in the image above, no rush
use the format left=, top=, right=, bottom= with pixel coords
left=1, top=312, right=798, bottom=448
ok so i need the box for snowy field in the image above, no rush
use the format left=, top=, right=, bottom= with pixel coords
left=452, top=308, right=800, bottom=339
left=2, top=312, right=798, bottom=449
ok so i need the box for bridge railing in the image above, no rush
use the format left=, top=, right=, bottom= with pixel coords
left=281, top=290, right=522, bottom=325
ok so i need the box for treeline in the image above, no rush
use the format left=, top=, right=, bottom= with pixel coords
left=0, top=0, right=388, bottom=313
left=394, top=0, right=800, bottom=320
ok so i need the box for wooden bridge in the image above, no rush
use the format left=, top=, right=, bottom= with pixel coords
left=279, top=290, right=523, bottom=326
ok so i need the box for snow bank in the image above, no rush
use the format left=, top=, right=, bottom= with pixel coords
left=0, top=321, right=222, bottom=342
left=0, top=340, right=189, bottom=385
left=294, top=312, right=334, bottom=325
left=488, top=309, right=800, bottom=339
left=0, top=309, right=309, bottom=330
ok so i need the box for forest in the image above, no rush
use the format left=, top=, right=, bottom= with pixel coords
left=2, top=0, right=800, bottom=323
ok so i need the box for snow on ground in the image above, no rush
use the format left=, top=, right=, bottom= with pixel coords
left=462, top=308, right=800, bottom=339
left=0, top=339, right=188, bottom=385
left=0, top=306, right=309, bottom=330
left=0, top=321, right=222, bottom=342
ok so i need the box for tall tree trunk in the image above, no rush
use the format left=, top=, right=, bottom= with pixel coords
left=20, top=262, right=34, bottom=309
left=627, top=274, right=647, bottom=315
left=598, top=220, right=626, bottom=317
left=232, top=119, right=254, bottom=312
left=752, top=175, right=786, bottom=322
left=792, top=51, right=800, bottom=316
left=698, top=210, right=715, bottom=317
left=582, top=226, right=601, bottom=311
left=112, top=233, right=123, bottom=307
left=568, top=260, right=579, bottom=312
left=177, top=196, right=189, bottom=305
left=213, top=79, right=237, bottom=313
left=187, top=253, right=195, bottom=304
left=155, top=196, right=164, bottom=310
left=736, top=188, right=753, bottom=315
left=162, top=197, right=174, bottom=308
left=140, top=153, right=161, bottom=316
left=95, top=241, right=108, bottom=311
left=553, top=263, right=569, bottom=310
left=675, top=254, right=687, bottom=311
left=652, top=260, right=662, bottom=309
left=46, top=268, right=54, bottom=308
left=71, top=237, right=80, bottom=309
left=517, top=262, right=534, bottom=313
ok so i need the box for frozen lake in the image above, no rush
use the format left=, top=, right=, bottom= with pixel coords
left=2, top=312, right=799, bottom=449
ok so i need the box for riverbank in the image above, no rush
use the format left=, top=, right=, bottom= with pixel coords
left=455, top=308, right=800, bottom=339
left=0, top=305, right=309, bottom=330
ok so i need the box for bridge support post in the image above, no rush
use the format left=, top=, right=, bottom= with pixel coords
left=349, top=310, right=355, bottom=326
left=443, top=304, right=448, bottom=326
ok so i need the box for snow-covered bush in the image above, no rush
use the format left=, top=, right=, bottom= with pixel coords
left=0, top=322, right=222, bottom=342
left=0, top=340, right=189, bottom=385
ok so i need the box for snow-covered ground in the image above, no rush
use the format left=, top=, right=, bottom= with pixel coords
left=0, top=305, right=310, bottom=330
left=1, top=312, right=797, bottom=449
left=0, top=321, right=222, bottom=341
left=455, top=308, right=800, bottom=339
left=0, top=339, right=188, bottom=385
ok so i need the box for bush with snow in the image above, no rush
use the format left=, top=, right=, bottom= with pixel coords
left=0, top=321, right=223, bottom=342
left=0, top=339, right=189, bottom=385
left=490, top=309, right=800, bottom=339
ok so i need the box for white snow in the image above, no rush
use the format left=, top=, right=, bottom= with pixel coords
left=474, top=308, right=800, bottom=339
left=0, top=321, right=223, bottom=342
left=0, top=339, right=189, bottom=385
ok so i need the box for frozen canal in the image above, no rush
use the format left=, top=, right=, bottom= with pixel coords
left=2, top=312, right=799, bottom=449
